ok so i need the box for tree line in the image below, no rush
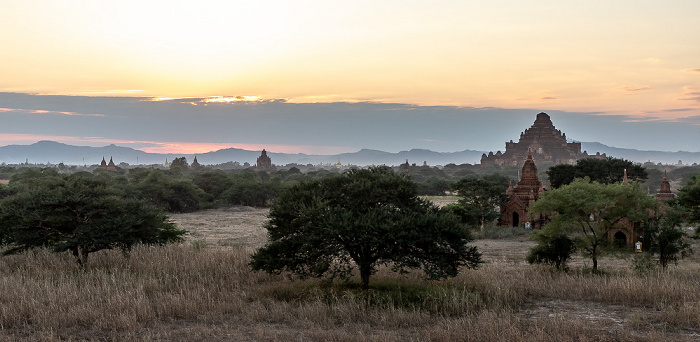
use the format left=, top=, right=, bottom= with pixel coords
left=1, top=157, right=698, bottom=286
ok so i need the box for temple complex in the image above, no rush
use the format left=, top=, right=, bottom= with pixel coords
left=97, top=157, right=117, bottom=171
left=481, top=112, right=605, bottom=166
left=499, top=149, right=546, bottom=228
left=256, top=149, right=272, bottom=170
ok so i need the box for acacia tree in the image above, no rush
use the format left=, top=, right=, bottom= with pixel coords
left=0, top=171, right=185, bottom=266
left=530, top=178, right=657, bottom=272
left=250, top=167, right=481, bottom=290
left=450, top=174, right=508, bottom=230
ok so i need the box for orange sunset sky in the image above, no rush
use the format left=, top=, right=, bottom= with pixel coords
left=1, top=1, right=699, bottom=154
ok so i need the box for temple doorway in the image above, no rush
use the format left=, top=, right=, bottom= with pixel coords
left=512, top=212, right=520, bottom=227
left=613, top=231, right=627, bottom=248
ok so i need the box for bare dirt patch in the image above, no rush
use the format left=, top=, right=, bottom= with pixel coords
left=170, top=206, right=269, bottom=248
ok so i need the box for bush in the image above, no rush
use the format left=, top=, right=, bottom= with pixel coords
left=526, top=233, right=577, bottom=270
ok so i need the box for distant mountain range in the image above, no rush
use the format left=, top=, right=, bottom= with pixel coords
left=0, top=140, right=699, bottom=167
left=579, top=142, right=700, bottom=166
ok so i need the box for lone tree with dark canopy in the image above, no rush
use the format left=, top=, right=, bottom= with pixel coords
left=250, top=167, right=481, bottom=290
left=0, top=170, right=185, bottom=266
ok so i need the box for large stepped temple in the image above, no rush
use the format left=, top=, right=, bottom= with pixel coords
left=481, top=112, right=605, bottom=166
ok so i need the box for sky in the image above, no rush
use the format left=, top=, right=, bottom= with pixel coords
left=1, top=1, right=699, bottom=154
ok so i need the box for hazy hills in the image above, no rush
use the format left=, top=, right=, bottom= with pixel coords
left=1, top=141, right=699, bottom=167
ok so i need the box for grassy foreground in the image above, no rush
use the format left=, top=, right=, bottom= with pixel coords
left=0, top=242, right=698, bottom=341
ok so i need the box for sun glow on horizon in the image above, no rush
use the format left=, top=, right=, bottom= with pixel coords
left=0, top=134, right=357, bottom=155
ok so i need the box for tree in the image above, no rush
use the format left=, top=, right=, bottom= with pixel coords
left=527, top=231, right=577, bottom=271
left=170, top=157, right=189, bottom=169
left=677, top=175, right=700, bottom=228
left=451, top=174, right=508, bottom=229
left=0, top=172, right=185, bottom=266
left=547, top=157, right=647, bottom=188
left=417, top=177, right=452, bottom=196
left=530, top=178, right=657, bottom=272
left=546, top=164, right=576, bottom=189
left=250, top=167, right=481, bottom=290
left=135, top=170, right=206, bottom=212
left=642, top=211, right=693, bottom=269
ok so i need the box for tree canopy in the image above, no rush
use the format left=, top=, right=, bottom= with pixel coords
left=530, top=178, right=657, bottom=271
left=449, top=174, right=508, bottom=229
left=250, top=167, right=481, bottom=290
left=677, top=175, right=700, bottom=227
left=0, top=171, right=185, bottom=266
left=642, top=211, right=693, bottom=269
left=547, top=157, right=647, bottom=188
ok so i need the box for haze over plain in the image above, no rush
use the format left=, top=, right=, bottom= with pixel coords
left=1, top=1, right=699, bottom=155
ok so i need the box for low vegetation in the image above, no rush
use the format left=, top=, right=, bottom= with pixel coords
left=0, top=160, right=698, bottom=340
left=0, top=238, right=698, bottom=341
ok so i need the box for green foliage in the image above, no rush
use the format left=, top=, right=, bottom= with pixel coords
left=442, top=203, right=479, bottom=225
left=250, top=167, right=481, bottom=290
left=474, top=224, right=529, bottom=239
left=135, top=170, right=206, bottom=212
left=547, top=157, right=647, bottom=188
left=0, top=171, right=185, bottom=266
left=642, top=211, right=693, bottom=269
left=220, top=171, right=282, bottom=207
left=632, top=253, right=656, bottom=274
left=192, top=170, right=234, bottom=199
left=546, top=164, right=576, bottom=189
left=527, top=231, right=577, bottom=270
left=451, top=174, right=508, bottom=229
left=170, top=157, right=189, bottom=169
left=417, top=177, right=453, bottom=196
left=530, top=178, right=657, bottom=272
left=677, top=175, right=700, bottom=226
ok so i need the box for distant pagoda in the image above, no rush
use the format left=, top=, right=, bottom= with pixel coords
left=656, top=170, right=676, bottom=202
left=97, top=156, right=118, bottom=171
left=191, top=155, right=201, bottom=169
left=256, top=149, right=272, bottom=170
left=481, top=112, right=605, bottom=166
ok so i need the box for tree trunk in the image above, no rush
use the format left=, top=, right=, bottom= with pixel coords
left=360, top=265, right=372, bottom=291
left=592, top=256, right=598, bottom=272
left=72, top=246, right=89, bottom=268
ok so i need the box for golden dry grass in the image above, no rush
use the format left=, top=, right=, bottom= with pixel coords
left=0, top=207, right=698, bottom=341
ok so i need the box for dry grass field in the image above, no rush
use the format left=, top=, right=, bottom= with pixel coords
left=0, top=206, right=698, bottom=341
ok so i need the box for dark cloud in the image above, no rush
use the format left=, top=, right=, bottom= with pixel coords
left=1, top=92, right=699, bottom=153
left=541, top=97, right=557, bottom=100
left=685, top=69, right=700, bottom=73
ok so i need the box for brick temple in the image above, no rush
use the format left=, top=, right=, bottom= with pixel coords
left=499, top=149, right=546, bottom=228
left=481, top=112, right=605, bottom=166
